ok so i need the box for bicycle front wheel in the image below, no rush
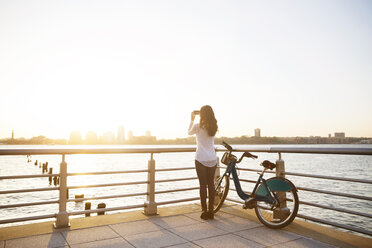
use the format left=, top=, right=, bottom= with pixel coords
left=254, top=177, right=299, bottom=229
left=213, top=175, right=230, bottom=213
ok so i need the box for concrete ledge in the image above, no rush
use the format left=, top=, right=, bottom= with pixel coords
left=0, top=203, right=371, bottom=248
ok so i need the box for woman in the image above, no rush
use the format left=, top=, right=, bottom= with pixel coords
left=188, top=105, right=218, bottom=220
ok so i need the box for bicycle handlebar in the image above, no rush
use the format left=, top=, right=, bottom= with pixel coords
left=244, top=151, right=258, bottom=159
left=237, top=151, right=258, bottom=163
left=221, top=141, right=258, bottom=163
left=222, top=141, right=233, bottom=151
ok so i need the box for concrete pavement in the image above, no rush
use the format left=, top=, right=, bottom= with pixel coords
left=0, top=203, right=370, bottom=248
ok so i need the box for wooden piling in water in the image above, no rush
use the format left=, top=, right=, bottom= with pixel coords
left=53, top=176, right=59, bottom=186
left=97, top=203, right=106, bottom=215
left=43, top=162, right=48, bottom=173
left=75, top=194, right=84, bottom=202
left=48, top=168, right=53, bottom=184
left=85, top=202, right=91, bottom=217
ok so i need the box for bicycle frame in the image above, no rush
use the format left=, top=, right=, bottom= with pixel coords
left=217, top=160, right=276, bottom=204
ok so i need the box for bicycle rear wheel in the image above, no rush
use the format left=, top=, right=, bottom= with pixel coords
left=213, top=175, right=230, bottom=213
left=254, top=177, right=299, bottom=229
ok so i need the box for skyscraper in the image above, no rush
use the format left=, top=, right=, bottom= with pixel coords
left=254, top=128, right=261, bottom=138
left=102, top=132, right=115, bottom=144
left=69, top=131, right=83, bottom=144
left=128, top=131, right=133, bottom=141
left=334, top=132, right=345, bottom=138
left=85, top=131, right=98, bottom=144
left=117, top=126, right=125, bottom=143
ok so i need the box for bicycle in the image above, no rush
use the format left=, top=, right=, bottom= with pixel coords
left=213, top=141, right=299, bottom=228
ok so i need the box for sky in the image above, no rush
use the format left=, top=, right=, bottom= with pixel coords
left=0, top=0, right=371, bottom=140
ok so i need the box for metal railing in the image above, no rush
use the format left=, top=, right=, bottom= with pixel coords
left=0, top=148, right=199, bottom=226
left=225, top=147, right=372, bottom=236
left=0, top=146, right=371, bottom=236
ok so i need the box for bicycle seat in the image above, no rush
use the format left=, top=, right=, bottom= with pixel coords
left=261, top=160, right=276, bottom=170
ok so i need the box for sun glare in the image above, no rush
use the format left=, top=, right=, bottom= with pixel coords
left=1, top=1, right=371, bottom=139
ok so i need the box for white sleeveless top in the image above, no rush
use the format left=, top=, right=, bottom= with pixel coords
left=188, top=120, right=217, bottom=167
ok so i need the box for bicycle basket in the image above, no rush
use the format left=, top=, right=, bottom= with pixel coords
left=221, top=152, right=230, bottom=165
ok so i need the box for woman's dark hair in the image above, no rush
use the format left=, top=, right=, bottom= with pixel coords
left=200, top=105, right=218, bottom=136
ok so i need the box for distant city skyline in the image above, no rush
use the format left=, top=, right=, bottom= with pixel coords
left=3, top=128, right=354, bottom=142
left=68, top=128, right=156, bottom=144
left=1, top=1, right=371, bottom=139
left=3, top=128, right=370, bottom=145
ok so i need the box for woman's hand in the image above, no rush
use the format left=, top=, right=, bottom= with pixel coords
left=191, top=112, right=195, bottom=121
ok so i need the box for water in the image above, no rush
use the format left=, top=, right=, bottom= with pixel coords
left=0, top=144, right=371, bottom=237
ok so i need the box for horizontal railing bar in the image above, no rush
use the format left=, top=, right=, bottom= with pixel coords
left=237, top=168, right=275, bottom=174
left=297, top=214, right=372, bottom=236
left=230, top=177, right=371, bottom=201
left=68, top=170, right=148, bottom=176
left=297, top=186, right=372, bottom=201
left=67, top=192, right=147, bottom=202
left=228, top=195, right=372, bottom=219
left=155, top=187, right=199, bottom=194
left=0, top=147, right=196, bottom=156
left=284, top=172, right=372, bottom=184
left=0, top=187, right=59, bottom=194
left=0, top=174, right=60, bottom=180
left=0, top=200, right=59, bottom=209
left=67, top=181, right=148, bottom=189
left=157, top=197, right=200, bottom=206
left=236, top=178, right=257, bottom=184
left=233, top=168, right=372, bottom=184
left=227, top=189, right=372, bottom=218
left=225, top=197, right=372, bottom=236
left=0, top=213, right=56, bottom=224
left=230, top=188, right=252, bottom=195
left=229, top=195, right=372, bottom=218
left=1, top=145, right=372, bottom=156
left=155, top=167, right=195, bottom=172
left=68, top=204, right=146, bottom=215
left=155, top=177, right=197, bottom=183
left=298, top=200, right=372, bottom=218
left=229, top=147, right=372, bottom=155
left=226, top=197, right=244, bottom=204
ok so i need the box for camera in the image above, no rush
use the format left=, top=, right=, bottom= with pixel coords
left=193, top=110, right=200, bottom=115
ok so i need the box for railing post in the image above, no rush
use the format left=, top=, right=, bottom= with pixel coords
left=144, top=153, right=157, bottom=215
left=274, top=152, right=289, bottom=220
left=54, top=154, right=70, bottom=228
left=276, top=152, right=285, bottom=178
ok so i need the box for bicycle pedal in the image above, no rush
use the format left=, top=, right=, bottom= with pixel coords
left=243, top=199, right=256, bottom=209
